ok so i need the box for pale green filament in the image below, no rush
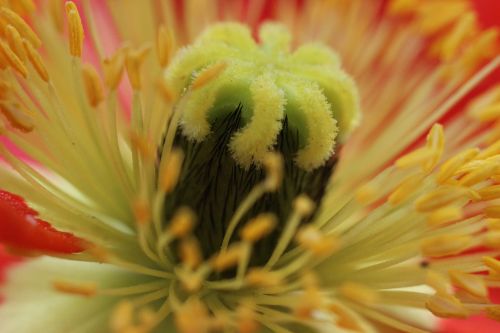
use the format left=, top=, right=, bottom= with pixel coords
left=165, top=22, right=361, bottom=171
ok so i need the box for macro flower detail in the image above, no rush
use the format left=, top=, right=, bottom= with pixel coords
left=0, top=0, right=499, bottom=333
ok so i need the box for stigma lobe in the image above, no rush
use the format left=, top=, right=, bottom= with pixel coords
left=0, top=190, right=85, bottom=254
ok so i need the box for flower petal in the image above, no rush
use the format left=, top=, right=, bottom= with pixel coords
left=0, top=257, right=137, bottom=333
left=0, top=190, right=85, bottom=254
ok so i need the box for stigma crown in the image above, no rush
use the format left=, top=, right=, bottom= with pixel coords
left=164, top=22, right=360, bottom=170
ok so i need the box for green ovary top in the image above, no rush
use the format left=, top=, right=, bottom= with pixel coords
left=165, top=22, right=361, bottom=171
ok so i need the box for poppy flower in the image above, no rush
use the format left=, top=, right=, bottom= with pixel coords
left=0, top=0, right=499, bottom=332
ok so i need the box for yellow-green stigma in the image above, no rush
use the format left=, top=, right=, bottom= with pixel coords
left=161, top=22, right=360, bottom=262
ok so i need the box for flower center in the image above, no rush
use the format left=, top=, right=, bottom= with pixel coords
left=160, top=22, right=360, bottom=268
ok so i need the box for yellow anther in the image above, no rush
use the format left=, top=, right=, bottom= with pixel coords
left=476, top=139, right=500, bottom=160
left=436, top=148, right=479, bottom=184
left=485, top=206, right=500, bottom=219
left=129, top=131, right=155, bottom=160
left=23, top=39, right=49, bottom=82
left=159, top=149, right=184, bottom=193
left=355, top=182, right=377, bottom=204
left=388, top=172, right=425, bottom=205
left=65, top=2, right=84, bottom=57
left=415, top=2, right=469, bottom=35
left=103, top=51, right=125, bottom=90
left=487, top=219, right=500, bottom=230
left=5, top=25, right=26, bottom=61
left=0, top=40, right=27, bottom=78
left=421, top=234, right=473, bottom=257
left=191, top=62, right=227, bottom=90
left=245, top=268, right=283, bottom=288
left=338, top=282, right=378, bottom=305
left=474, top=102, right=500, bottom=122
left=293, top=194, right=316, bottom=217
left=82, top=63, right=104, bottom=107
left=125, top=45, right=151, bottom=90
left=483, top=256, right=500, bottom=275
left=52, top=280, right=97, bottom=297
left=0, top=7, right=41, bottom=48
left=415, top=186, right=471, bottom=212
left=236, top=303, right=260, bottom=333
left=295, top=273, right=323, bottom=319
left=179, top=237, right=202, bottom=270
left=156, top=25, right=176, bottom=68
left=426, top=270, right=452, bottom=295
left=449, top=270, right=488, bottom=299
left=211, top=244, right=243, bottom=272
left=461, top=28, right=499, bottom=72
left=0, top=102, right=34, bottom=132
left=395, top=147, right=436, bottom=169
left=426, top=206, right=463, bottom=227
left=328, top=302, right=366, bottom=333
left=439, top=12, right=477, bottom=62
left=296, top=225, right=340, bottom=256
left=423, top=123, right=445, bottom=172
left=478, top=185, right=500, bottom=201
left=426, top=294, right=469, bottom=319
left=132, top=196, right=151, bottom=225
left=168, top=207, right=196, bottom=238
left=262, top=152, right=283, bottom=191
left=110, top=300, right=134, bottom=332
left=175, top=299, right=210, bottom=333
left=483, top=231, right=500, bottom=249
left=240, top=214, right=277, bottom=243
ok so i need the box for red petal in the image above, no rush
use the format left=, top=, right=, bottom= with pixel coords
left=0, top=190, right=86, bottom=254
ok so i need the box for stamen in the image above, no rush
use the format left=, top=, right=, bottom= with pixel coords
left=415, top=186, right=471, bottom=212
left=458, top=161, right=498, bottom=187
left=82, top=63, right=104, bottom=107
left=5, top=25, right=27, bottom=61
left=296, top=225, right=340, bottom=256
left=395, top=147, right=436, bottom=169
left=426, top=270, right=452, bottom=295
left=103, top=50, right=125, bottom=90
left=426, top=205, right=463, bottom=227
left=425, top=294, right=469, bottom=319
left=0, top=40, right=28, bottom=78
left=478, top=185, right=500, bottom=201
left=65, top=2, right=84, bottom=58
left=388, top=172, right=425, bottom=205
left=0, top=102, right=34, bottom=132
left=338, top=282, right=379, bottom=305
left=240, top=214, right=277, bottom=243
left=485, top=206, right=500, bottom=219
left=436, top=148, right=479, bottom=184
left=211, top=244, right=244, bottom=272
left=0, top=7, right=41, bottom=48
left=159, top=149, right=184, bottom=193
left=178, top=238, right=203, bottom=273
left=483, top=256, right=500, bottom=274
left=191, top=61, right=228, bottom=90
left=110, top=300, right=134, bottom=332
left=52, top=280, right=97, bottom=297
left=449, top=270, right=488, bottom=299
left=168, top=207, right=196, bottom=239
left=245, top=269, right=284, bottom=288
left=236, top=302, right=260, bottom=333
left=421, top=234, right=473, bottom=257
left=23, top=39, right=49, bottom=82
left=156, top=25, right=175, bottom=68
left=125, top=45, right=151, bottom=90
